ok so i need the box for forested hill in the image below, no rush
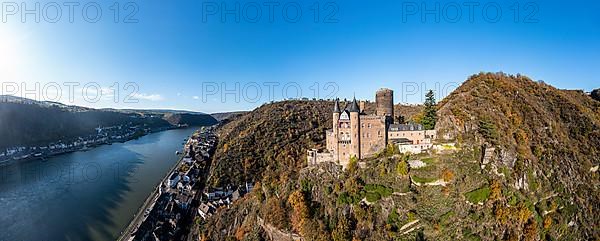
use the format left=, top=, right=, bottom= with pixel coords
left=163, top=113, right=218, bottom=126
left=0, top=96, right=217, bottom=149
left=191, top=73, right=599, bottom=241
left=206, top=100, right=333, bottom=187
left=435, top=72, right=600, bottom=238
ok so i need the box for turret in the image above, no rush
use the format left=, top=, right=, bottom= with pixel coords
left=348, top=96, right=360, bottom=113
left=349, top=97, right=361, bottom=159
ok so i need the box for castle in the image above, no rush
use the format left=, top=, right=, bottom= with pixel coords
left=308, top=88, right=437, bottom=168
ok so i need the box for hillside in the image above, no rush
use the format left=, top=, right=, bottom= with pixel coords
left=0, top=102, right=169, bottom=149
left=192, top=74, right=599, bottom=241
left=0, top=97, right=217, bottom=150
left=163, top=113, right=218, bottom=126
left=206, top=100, right=333, bottom=188
left=435, top=72, right=600, bottom=239
left=210, top=111, right=248, bottom=122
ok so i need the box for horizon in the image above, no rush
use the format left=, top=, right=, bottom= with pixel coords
left=0, top=71, right=593, bottom=113
left=1, top=0, right=599, bottom=113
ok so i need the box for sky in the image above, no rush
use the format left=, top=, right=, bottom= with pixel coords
left=0, top=0, right=599, bottom=113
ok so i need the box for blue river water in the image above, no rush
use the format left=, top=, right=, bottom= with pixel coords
left=0, top=127, right=197, bottom=241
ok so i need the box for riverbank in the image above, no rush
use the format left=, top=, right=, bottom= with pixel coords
left=117, top=141, right=188, bottom=241
left=0, top=126, right=201, bottom=241
left=0, top=125, right=191, bottom=167
left=118, top=126, right=218, bottom=241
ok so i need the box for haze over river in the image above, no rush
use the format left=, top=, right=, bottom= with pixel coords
left=0, top=127, right=197, bottom=241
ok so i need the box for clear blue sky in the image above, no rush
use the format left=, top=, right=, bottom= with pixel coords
left=1, top=0, right=598, bottom=112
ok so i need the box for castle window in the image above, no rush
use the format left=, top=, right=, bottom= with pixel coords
left=368, top=123, right=372, bottom=128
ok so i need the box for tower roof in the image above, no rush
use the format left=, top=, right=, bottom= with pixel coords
left=348, top=97, right=360, bottom=112
left=333, top=98, right=341, bottom=113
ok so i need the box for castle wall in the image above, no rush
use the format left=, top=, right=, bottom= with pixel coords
left=359, top=115, right=387, bottom=157
left=307, top=149, right=334, bottom=165
left=388, top=130, right=436, bottom=144
left=326, top=130, right=335, bottom=153
left=397, top=143, right=433, bottom=154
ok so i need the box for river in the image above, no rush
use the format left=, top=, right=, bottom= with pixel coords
left=0, top=127, right=198, bottom=241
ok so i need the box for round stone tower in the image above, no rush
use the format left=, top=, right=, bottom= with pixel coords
left=376, top=88, right=394, bottom=117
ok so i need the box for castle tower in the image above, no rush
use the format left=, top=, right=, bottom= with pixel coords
left=332, top=99, right=341, bottom=161
left=359, top=101, right=366, bottom=113
left=376, top=88, right=394, bottom=118
left=349, top=97, right=361, bottom=160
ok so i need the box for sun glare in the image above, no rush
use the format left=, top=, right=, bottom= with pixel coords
left=0, top=27, right=30, bottom=81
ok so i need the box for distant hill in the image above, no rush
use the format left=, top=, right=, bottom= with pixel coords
left=163, top=113, right=217, bottom=126
left=0, top=96, right=217, bottom=149
left=103, top=108, right=207, bottom=115
left=190, top=73, right=599, bottom=241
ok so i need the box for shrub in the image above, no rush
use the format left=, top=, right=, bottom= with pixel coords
left=441, top=168, right=454, bottom=182
left=489, top=180, right=502, bottom=201
left=396, top=161, right=409, bottom=176
left=331, top=217, right=352, bottom=241
left=364, top=184, right=393, bottom=197
left=347, top=155, right=359, bottom=173
left=365, top=192, right=381, bottom=202
left=385, top=144, right=400, bottom=156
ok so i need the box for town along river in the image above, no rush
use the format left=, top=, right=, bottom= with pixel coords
left=0, top=127, right=198, bottom=241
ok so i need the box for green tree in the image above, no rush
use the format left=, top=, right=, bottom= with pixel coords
left=421, top=90, right=437, bottom=130
left=396, top=115, right=406, bottom=124
left=331, top=216, right=352, bottom=241
left=478, top=118, right=498, bottom=144
left=385, top=144, right=400, bottom=156
left=591, top=88, right=600, bottom=101
left=347, top=155, right=359, bottom=173
left=396, top=160, right=409, bottom=176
